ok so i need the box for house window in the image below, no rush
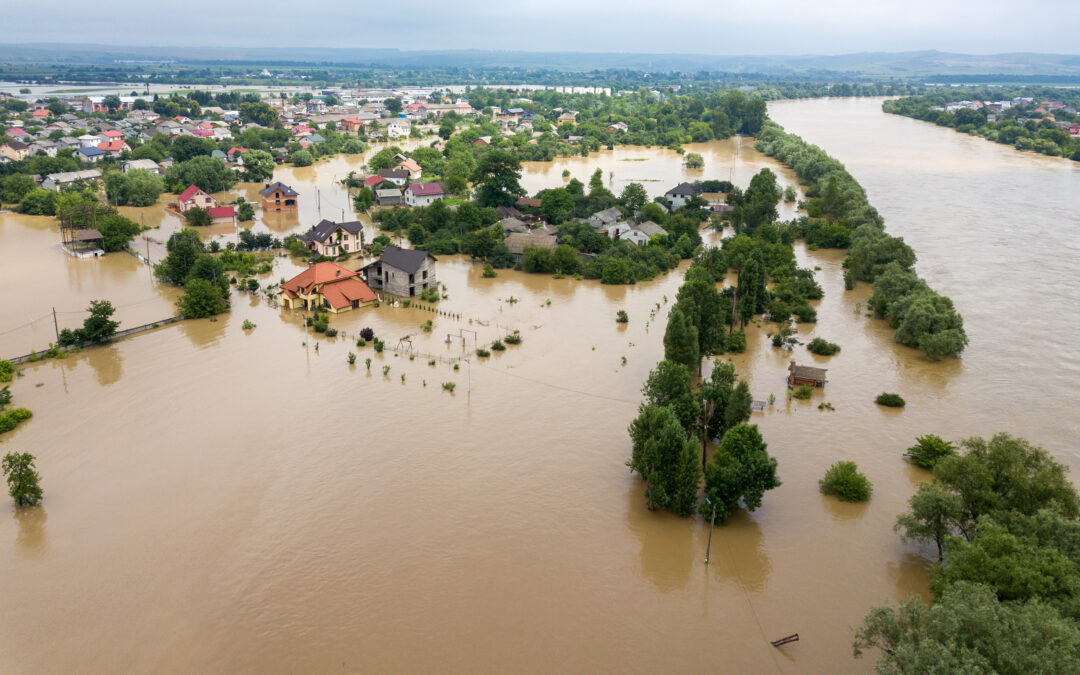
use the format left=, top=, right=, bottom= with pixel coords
left=422, top=270, right=428, bottom=280
left=409, top=273, right=415, bottom=283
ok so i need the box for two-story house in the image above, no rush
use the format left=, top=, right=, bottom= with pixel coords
left=403, top=182, right=444, bottom=207
left=177, top=184, right=218, bottom=212
left=260, top=181, right=299, bottom=212
left=303, top=219, right=366, bottom=257
left=361, top=246, right=437, bottom=297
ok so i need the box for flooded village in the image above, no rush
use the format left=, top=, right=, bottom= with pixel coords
left=2, top=77, right=1080, bottom=673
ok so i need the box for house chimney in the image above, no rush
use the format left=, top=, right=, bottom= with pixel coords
left=335, top=270, right=341, bottom=277
left=265, top=183, right=270, bottom=189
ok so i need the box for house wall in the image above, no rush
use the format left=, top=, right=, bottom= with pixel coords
left=404, top=192, right=442, bottom=207
left=262, top=189, right=298, bottom=212
left=180, top=192, right=217, bottom=212
left=366, top=258, right=436, bottom=297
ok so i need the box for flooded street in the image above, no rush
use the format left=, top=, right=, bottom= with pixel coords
left=2, top=100, right=1079, bottom=672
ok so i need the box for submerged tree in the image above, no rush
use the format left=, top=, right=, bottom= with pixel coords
left=627, top=405, right=701, bottom=516
left=700, top=423, right=780, bottom=524
left=3, top=452, right=43, bottom=506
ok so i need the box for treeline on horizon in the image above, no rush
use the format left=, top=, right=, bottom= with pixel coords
left=883, top=86, right=1080, bottom=161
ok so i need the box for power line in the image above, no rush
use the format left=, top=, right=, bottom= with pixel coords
left=471, top=360, right=639, bottom=406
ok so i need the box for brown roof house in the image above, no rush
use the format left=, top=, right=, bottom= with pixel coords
left=303, top=219, right=366, bottom=257
left=260, top=181, right=298, bottom=212
left=280, top=261, right=378, bottom=314
left=361, top=246, right=437, bottom=297
left=787, top=361, right=827, bottom=389
left=505, top=232, right=557, bottom=260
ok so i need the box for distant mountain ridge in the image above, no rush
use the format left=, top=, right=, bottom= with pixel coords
left=1, top=44, right=1079, bottom=76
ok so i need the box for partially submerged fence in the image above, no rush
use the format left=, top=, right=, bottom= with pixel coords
left=4, top=316, right=183, bottom=365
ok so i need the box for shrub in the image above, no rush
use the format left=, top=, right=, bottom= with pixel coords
left=504, top=333, right=522, bottom=345
left=876, top=392, right=906, bottom=408
left=726, top=331, right=747, bottom=354
left=373, top=338, right=384, bottom=352
left=382, top=365, right=391, bottom=376
left=324, top=328, right=338, bottom=338
left=490, top=340, right=506, bottom=351
left=819, top=461, right=872, bottom=502
left=0, top=385, right=10, bottom=409
left=793, top=303, right=817, bottom=323
left=347, top=352, right=356, bottom=365
left=365, top=358, right=372, bottom=370
left=0, top=360, right=14, bottom=383
left=356, top=338, right=367, bottom=347
left=793, top=385, right=814, bottom=400
left=807, top=337, right=841, bottom=356
left=360, top=327, right=375, bottom=341
left=420, top=320, right=433, bottom=332
left=476, top=348, right=491, bottom=357
left=442, top=381, right=456, bottom=392
left=482, top=263, right=497, bottom=278
left=616, top=310, right=629, bottom=323
left=905, top=434, right=955, bottom=469
left=0, top=407, right=33, bottom=434
left=241, top=319, right=256, bottom=330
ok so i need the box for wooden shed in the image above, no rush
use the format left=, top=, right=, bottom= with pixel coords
left=788, top=361, right=827, bottom=388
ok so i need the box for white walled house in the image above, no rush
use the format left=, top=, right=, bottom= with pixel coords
left=404, top=182, right=444, bottom=207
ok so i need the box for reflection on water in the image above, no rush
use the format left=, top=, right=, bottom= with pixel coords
left=626, top=482, right=693, bottom=592
left=13, top=507, right=47, bottom=556
left=87, top=345, right=124, bottom=387
left=712, top=510, right=772, bottom=592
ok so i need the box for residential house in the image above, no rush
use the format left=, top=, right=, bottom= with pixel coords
left=280, top=261, right=377, bottom=314
left=77, top=134, right=100, bottom=148
left=177, top=184, right=218, bottom=212
left=588, top=206, right=623, bottom=230
left=362, top=174, right=386, bottom=189
left=404, top=182, right=444, bottom=207
left=31, top=108, right=52, bottom=120
left=0, top=141, right=30, bottom=161
left=304, top=219, right=366, bottom=257
left=500, top=217, right=529, bottom=235
left=788, top=361, right=827, bottom=388
left=340, top=116, right=375, bottom=136
left=381, top=119, right=411, bottom=138
left=395, top=157, right=422, bottom=179
left=505, top=232, right=557, bottom=260
left=155, top=120, right=183, bottom=136
left=260, top=181, right=299, bottom=212
left=516, top=197, right=541, bottom=209
left=665, top=182, right=702, bottom=209
left=124, top=158, right=161, bottom=174
left=473, top=136, right=492, bottom=147
left=42, top=169, right=102, bottom=191
left=97, top=140, right=130, bottom=157
left=377, top=169, right=409, bottom=186
left=557, top=111, right=578, bottom=125
left=375, top=187, right=402, bottom=206
left=5, top=128, right=30, bottom=141
left=28, top=140, right=59, bottom=157
left=361, top=246, right=437, bottom=297
left=495, top=205, right=524, bottom=220
left=606, top=121, right=629, bottom=133
left=634, top=220, right=668, bottom=239
left=77, top=146, right=106, bottom=163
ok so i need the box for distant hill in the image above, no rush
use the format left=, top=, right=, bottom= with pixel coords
left=1, top=44, right=1078, bottom=77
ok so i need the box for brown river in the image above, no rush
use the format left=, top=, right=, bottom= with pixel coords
left=1, top=97, right=1078, bottom=672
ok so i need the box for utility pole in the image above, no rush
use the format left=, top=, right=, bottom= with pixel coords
left=701, top=399, right=714, bottom=472
left=705, top=499, right=718, bottom=564
left=52, top=307, right=59, bottom=343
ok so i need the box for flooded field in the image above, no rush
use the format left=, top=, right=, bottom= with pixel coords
left=1, top=102, right=1079, bottom=672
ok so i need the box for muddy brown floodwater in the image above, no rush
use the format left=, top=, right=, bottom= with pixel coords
left=1, top=99, right=1079, bottom=672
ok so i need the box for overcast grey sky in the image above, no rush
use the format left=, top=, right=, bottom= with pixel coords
left=15, top=0, right=1080, bottom=54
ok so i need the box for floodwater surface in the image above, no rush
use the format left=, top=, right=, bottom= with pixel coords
left=1, top=103, right=1079, bottom=672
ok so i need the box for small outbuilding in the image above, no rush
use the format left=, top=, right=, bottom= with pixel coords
left=788, top=361, right=827, bottom=388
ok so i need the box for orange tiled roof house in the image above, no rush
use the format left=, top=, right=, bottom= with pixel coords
left=280, top=262, right=377, bottom=314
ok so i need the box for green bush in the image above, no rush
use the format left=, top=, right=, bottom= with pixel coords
left=241, top=320, right=256, bottom=330
left=726, top=331, right=747, bottom=353
left=324, top=327, right=338, bottom=338
left=504, top=334, right=522, bottom=345
left=792, top=385, right=814, bottom=399
left=807, top=337, right=841, bottom=356
left=0, top=360, right=14, bottom=383
left=356, top=338, right=366, bottom=347
left=491, top=340, right=506, bottom=351
left=819, top=460, right=872, bottom=502
left=373, top=338, right=384, bottom=352
left=905, top=434, right=955, bottom=469
left=616, top=310, right=629, bottom=323
left=0, top=407, right=33, bottom=434
left=793, top=303, right=817, bottom=323
left=442, top=381, right=456, bottom=392
left=876, top=392, right=906, bottom=408
left=482, top=263, right=497, bottom=278
left=476, top=348, right=491, bottom=358
left=347, top=352, right=356, bottom=365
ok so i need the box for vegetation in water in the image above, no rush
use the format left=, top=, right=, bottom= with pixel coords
left=876, top=392, right=906, bottom=407
left=241, top=320, right=256, bottom=330
left=57, top=300, right=119, bottom=347
left=442, top=382, right=456, bottom=392
left=792, top=385, right=813, bottom=400
left=904, top=434, right=956, bottom=470
left=859, top=434, right=1080, bottom=671
left=3, top=452, right=43, bottom=507
left=819, top=461, right=872, bottom=502
left=807, top=337, right=841, bottom=356
left=616, top=310, right=629, bottom=324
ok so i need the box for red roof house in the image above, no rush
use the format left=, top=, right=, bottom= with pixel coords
left=280, top=262, right=378, bottom=313
left=176, top=184, right=217, bottom=212
left=97, top=140, right=131, bottom=156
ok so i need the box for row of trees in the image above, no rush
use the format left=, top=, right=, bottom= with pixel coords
left=628, top=254, right=779, bottom=521
left=854, top=433, right=1080, bottom=671
left=155, top=229, right=231, bottom=318
left=755, top=122, right=967, bottom=360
